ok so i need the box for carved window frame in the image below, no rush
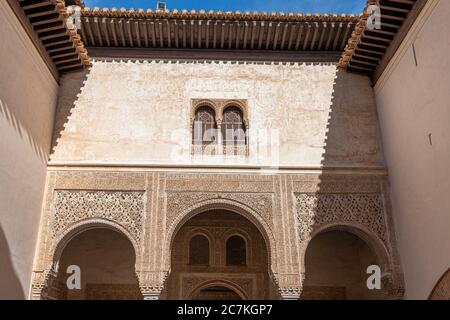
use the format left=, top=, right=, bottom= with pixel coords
left=224, top=233, right=248, bottom=267
left=190, top=99, right=249, bottom=156
left=192, top=105, right=217, bottom=146
left=188, top=233, right=211, bottom=266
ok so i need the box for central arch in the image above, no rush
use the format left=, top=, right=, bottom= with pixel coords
left=165, top=208, right=278, bottom=299
left=165, top=199, right=278, bottom=274
left=52, top=227, right=142, bottom=300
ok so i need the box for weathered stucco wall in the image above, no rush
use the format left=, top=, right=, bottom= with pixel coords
left=0, top=2, right=58, bottom=299
left=374, top=0, right=450, bottom=299
left=51, top=60, right=382, bottom=168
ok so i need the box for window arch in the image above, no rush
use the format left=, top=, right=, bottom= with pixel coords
left=226, top=235, right=246, bottom=266
left=189, top=234, right=210, bottom=265
left=192, top=106, right=217, bottom=145
left=222, top=107, right=246, bottom=146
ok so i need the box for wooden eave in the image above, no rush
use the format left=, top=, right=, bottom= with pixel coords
left=339, top=0, right=428, bottom=81
left=78, top=7, right=359, bottom=54
left=9, top=0, right=90, bottom=77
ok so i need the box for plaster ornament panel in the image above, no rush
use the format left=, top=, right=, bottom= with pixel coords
left=165, top=174, right=274, bottom=193
left=183, top=225, right=253, bottom=240
left=222, top=144, right=248, bottom=156
left=191, top=144, right=218, bottom=156
left=51, top=190, right=145, bottom=244
left=295, top=193, right=387, bottom=245
left=166, top=192, right=273, bottom=230
left=52, top=171, right=147, bottom=191
left=292, top=177, right=381, bottom=193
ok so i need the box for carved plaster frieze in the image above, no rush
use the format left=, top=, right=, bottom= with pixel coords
left=166, top=192, right=273, bottom=230
left=295, top=192, right=387, bottom=246
left=292, top=177, right=381, bottom=194
left=165, top=173, right=274, bottom=193
left=51, top=190, right=145, bottom=244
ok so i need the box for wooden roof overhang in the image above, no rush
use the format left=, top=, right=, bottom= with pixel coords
left=78, top=7, right=359, bottom=62
left=7, top=0, right=90, bottom=79
left=339, top=0, right=428, bottom=82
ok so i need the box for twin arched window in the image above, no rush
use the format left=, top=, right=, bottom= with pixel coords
left=192, top=106, right=246, bottom=146
left=189, top=234, right=210, bottom=265
left=226, top=235, right=246, bottom=266
left=193, top=107, right=217, bottom=145
left=188, top=234, right=247, bottom=266
left=222, top=107, right=246, bottom=146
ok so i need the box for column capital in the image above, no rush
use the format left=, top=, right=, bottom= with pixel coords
left=137, top=270, right=168, bottom=300
left=272, top=273, right=303, bottom=300
left=140, top=285, right=164, bottom=300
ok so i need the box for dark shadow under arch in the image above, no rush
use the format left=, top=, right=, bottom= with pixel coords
left=52, top=227, right=142, bottom=300
left=52, top=219, right=140, bottom=267
left=307, top=223, right=391, bottom=273
left=301, top=229, right=391, bottom=300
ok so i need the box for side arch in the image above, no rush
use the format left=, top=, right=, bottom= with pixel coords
left=51, top=218, right=141, bottom=270
left=165, top=198, right=277, bottom=273
left=300, top=222, right=391, bottom=275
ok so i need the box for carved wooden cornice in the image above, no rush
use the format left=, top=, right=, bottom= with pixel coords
left=338, top=0, right=427, bottom=80
left=77, top=7, right=359, bottom=53
left=12, top=0, right=90, bottom=74
left=81, top=7, right=360, bottom=22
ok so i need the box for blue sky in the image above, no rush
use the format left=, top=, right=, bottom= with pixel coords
left=83, top=0, right=366, bottom=15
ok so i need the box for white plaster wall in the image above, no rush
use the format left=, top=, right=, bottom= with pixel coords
left=374, top=0, right=450, bottom=299
left=0, top=2, right=58, bottom=299
left=51, top=60, right=382, bottom=168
